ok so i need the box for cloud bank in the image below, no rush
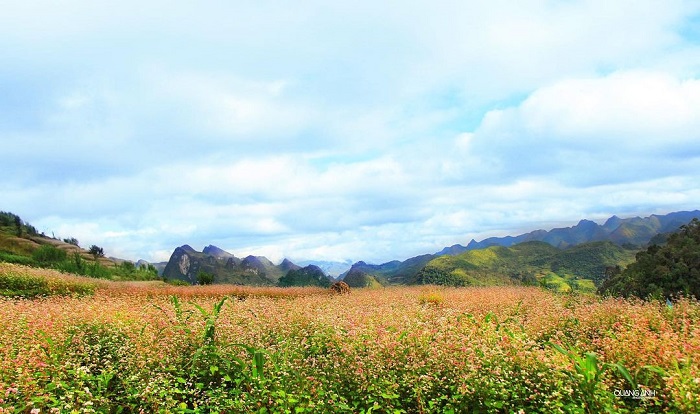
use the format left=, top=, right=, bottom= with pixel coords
left=2, top=1, right=700, bottom=263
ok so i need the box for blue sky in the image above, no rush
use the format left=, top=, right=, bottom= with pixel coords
left=3, top=1, right=700, bottom=264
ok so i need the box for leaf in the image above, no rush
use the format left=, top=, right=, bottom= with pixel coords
left=548, top=342, right=569, bottom=357
left=640, top=364, right=668, bottom=377
left=608, top=362, right=636, bottom=388
left=253, top=350, right=265, bottom=379
left=192, top=302, right=208, bottom=317
left=584, top=352, right=600, bottom=380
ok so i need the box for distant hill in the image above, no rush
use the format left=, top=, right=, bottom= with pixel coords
left=161, top=245, right=300, bottom=285
left=0, top=211, right=119, bottom=268
left=296, top=259, right=352, bottom=277
left=0, top=211, right=163, bottom=282
left=337, top=212, right=700, bottom=288
left=340, top=254, right=434, bottom=285
left=5, top=209, right=698, bottom=289
left=278, top=265, right=332, bottom=287
left=417, top=241, right=637, bottom=291
left=342, top=268, right=383, bottom=288
left=436, top=210, right=700, bottom=254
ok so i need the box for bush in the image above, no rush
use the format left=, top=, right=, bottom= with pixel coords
left=89, top=245, right=105, bottom=259
left=32, top=244, right=68, bottom=265
left=197, top=270, right=215, bottom=285
left=63, top=237, right=79, bottom=246
left=418, top=290, right=445, bottom=306
left=56, top=253, right=111, bottom=279
left=329, top=281, right=351, bottom=294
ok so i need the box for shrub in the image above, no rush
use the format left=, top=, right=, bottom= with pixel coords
left=418, top=289, right=444, bottom=306
left=32, top=244, right=67, bottom=265
left=329, top=281, right=350, bottom=294
left=197, top=270, right=215, bottom=285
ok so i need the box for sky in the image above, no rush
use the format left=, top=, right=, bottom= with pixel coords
left=3, top=1, right=700, bottom=265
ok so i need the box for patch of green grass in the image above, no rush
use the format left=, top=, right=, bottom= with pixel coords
left=0, top=251, right=35, bottom=266
left=541, top=272, right=572, bottom=293
left=570, top=278, right=597, bottom=293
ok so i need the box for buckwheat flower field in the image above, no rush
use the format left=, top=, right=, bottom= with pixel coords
left=1, top=263, right=699, bottom=413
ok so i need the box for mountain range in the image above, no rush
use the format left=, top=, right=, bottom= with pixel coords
left=416, top=241, right=637, bottom=292
left=161, top=244, right=300, bottom=285
left=340, top=210, right=700, bottom=287
left=438, top=210, right=700, bottom=254
left=158, top=210, right=700, bottom=287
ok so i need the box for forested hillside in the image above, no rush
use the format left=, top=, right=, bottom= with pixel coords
left=415, top=241, right=636, bottom=292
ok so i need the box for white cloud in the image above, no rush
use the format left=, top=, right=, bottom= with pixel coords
left=3, top=1, right=700, bottom=265
left=465, top=70, right=700, bottom=185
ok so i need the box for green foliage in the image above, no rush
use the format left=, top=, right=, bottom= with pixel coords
left=0, top=211, right=38, bottom=237
left=14, top=215, right=22, bottom=237
left=88, top=244, right=105, bottom=259
left=152, top=296, right=270, bottom=411
left=141, top=262, right=158, bottom=275
left=106, top=260, right=160, bottom=281
left=120, top=260, right=136, bottom=272
left=4, top=288, right=698, bottom=412
left=552, top=241, right=636, bottom=282
left=550, top=342, right=668, bottom=414
left=600, top=218, right=700, bottom=299
left=196, top=270, right=215, bottom=285
left=55, top=252, right=111, bottom=279
left=416, top=241, right=635, bottom=291
left=540, top=273, right=572, bottom=293
left=63, top=237, right=79, bottom=246
left=31, top=244, right=68, bottom=265
left=0, top=251, right=36, bottom=266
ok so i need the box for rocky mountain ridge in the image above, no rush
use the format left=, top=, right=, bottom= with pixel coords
left=158, top=210, right=700, bottom=286
left=345, top=210, right=700, bottom=286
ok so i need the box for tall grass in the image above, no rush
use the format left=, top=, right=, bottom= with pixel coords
left=0, top=279, right=699, bottom=412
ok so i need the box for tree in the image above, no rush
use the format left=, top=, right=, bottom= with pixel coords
left=197, top=270, right=215, bottom=285
left=120, top=261, right=136, bottom=273
left=14, top=215, right=22, bottom=237
left=89, top=245, right=105, bottom=260
left=140, top=263, right=159, bottom=276
left=63, top=237, right=80, bottom=246
left=600, top=218, right=700, bottom=299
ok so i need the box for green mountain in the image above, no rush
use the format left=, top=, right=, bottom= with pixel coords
left=600, top=218, right=700, bottom=299
left=278, top=265, right=332, bottom=287
left=415, top=241, right=636, bottom=292
left=162, top=245, right=296, bottom=285
left=341, top=254, right=434, bottom=285
left=342, top=268, right=383, bottom=288
left=436, top=210, right=700, bottom=254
